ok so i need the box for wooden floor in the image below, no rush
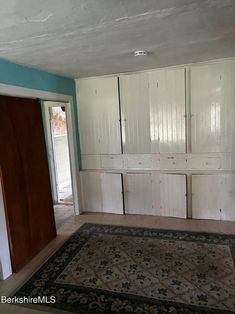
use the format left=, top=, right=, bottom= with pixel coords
left=1, top=213, right=235, bottom=313
left=54, top=204, right=74, bottom=229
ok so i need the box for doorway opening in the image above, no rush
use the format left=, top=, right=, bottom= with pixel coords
left=44, top=102, right=75, bottom=229
left=50, top=106, right=73, bottom=204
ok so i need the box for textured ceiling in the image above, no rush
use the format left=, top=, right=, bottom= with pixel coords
left=0, top=0, right=235, bottom=78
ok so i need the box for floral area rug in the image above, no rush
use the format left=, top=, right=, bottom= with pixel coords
left=13, top=223, right=235, bottom=313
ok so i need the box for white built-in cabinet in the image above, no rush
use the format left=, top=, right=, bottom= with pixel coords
left=77, top=59, right=235, bottom=222
left=124, top=173, right=187, bottom=218
left=119, top=73, right=150, bottom=153
left=191, top=61, right=235, bottom=153
left=77, top=77, right=121, bottom=154
left=149, top=68, right=186, bottom=153
left=80, top=172, right=123, bottom=214
left=192, top=174, right=235, bottom=221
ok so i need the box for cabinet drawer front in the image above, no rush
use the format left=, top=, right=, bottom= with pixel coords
left=127, top=155, right=152, bottom=169
left=188, top=157, right=221, bottom=169
left=101, top=155, right=124, bottom=169
left=81, top=155, right=101, bottom=169
left=160, top=156, right=187, bottom=169
left=152, top=155, right=160, bottom=170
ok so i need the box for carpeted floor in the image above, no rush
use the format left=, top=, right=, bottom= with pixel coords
left=13, top=223, right=235, bottom=313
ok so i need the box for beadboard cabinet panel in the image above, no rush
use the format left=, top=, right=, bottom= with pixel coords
left=80, top=172, right=102, bottom=212
left=77, top=77, right=121, bottom=154
left=101, top=173, right=123, bottom=214
left=192, top=174, right=235, bottom=221
left=119, top=73, right=150, bottom=153
left=158, top=174, right=187, bottom=218
left=149, top=68, right=186, bottom=153
left=220, top=175, right=235, bottom=221
left=124, top=173, right=186, bottom=217
left=191, top=61, right=235, bottom=153
left=124, top=173, right=153, bottom=215
left=80, top=172, right=123, bottom=214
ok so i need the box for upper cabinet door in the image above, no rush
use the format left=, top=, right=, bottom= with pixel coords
left=191, top=61, right=235, bottom=153
left=119, top=73, right=151, bottom=153
left=77, top=77, right=121, bottom=154
left=149, top=68, right=186, bottom=153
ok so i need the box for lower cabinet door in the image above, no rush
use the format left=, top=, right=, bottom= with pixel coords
left=101, top=173, right=123, bottom=214
left=80, top=172, right=123, bottom=214
left=124, top=173, right=186, bottom=217
left=192, top=174, right=235, bottom=221
left=220, top=175, right=235, bottom=221
left=80, top=172, right=102, bottom=212
left=124, top=173, right=153, bottom=215
left=157, top=174, right=187, bottom=218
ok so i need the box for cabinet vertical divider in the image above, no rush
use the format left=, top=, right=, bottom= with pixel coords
left=121, top=173, right=126, bottom=215
left=117, top=76, right=124, bottom=154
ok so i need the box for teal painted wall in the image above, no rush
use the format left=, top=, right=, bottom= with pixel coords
left=0, top=58, right=81, bottom=167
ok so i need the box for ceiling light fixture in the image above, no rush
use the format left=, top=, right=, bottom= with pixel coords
left=134, top=50, right=148, bottom=57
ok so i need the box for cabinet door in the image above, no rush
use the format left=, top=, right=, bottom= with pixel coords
left=192, top=174, right=235, bottom=221
left=160, top=174, right=187, bottom=218
left=101, top=173, right=123, bottom=214
left=152, top=174, right=187, bottom=218
left=77, top=77, right=121, bottom=154
left=80, top=172, right=102, bottom=212
left=80, top=172, right=123, bottom=214
left=149, top=68, right=186, bottom=153
left=220, top=175, right=235, bottom=221
left=192, top=175, right=221, bottom=220
left=124, top=173, right=152, bottom=215
left=119, top=73, right=150, bottom=153
left=125, top=173, right=186, bottom=217
left=191, top=61, right=235, bottom=153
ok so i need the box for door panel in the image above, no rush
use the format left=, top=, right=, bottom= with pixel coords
left=101, top=173, right=123, bottom=214
left=149, top=68, right=186, bottom=153
left=120, top=73, right=150, bottom=153
left=124, top=173, right=186, bottom=217
left=124, top=173, right=152, bottom=215
left=80, top=172, right=102, bottom=212
left=158, top=174, right=187, bottom=218
left=220, top=175, right=235, bottom=221
left=80, top=172, right=123, bottom=214
left=191, top=61, right=235, bottom=153
left=192, top=174, right=235, bottom=221
left=192, top=175, right=221, bottom=220
left=77, top=77, right=121, bottom=154
left=0, top=95, right=56, bottom=271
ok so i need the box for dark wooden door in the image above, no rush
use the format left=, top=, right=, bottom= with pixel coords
left=0, top=95, right=56, bottom=272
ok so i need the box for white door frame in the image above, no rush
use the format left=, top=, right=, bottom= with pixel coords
left=43, top=101, right=77, bottom=212
left=0, top=83, right=81, bottom=279
left=44, top=104, right=60, bottom=203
